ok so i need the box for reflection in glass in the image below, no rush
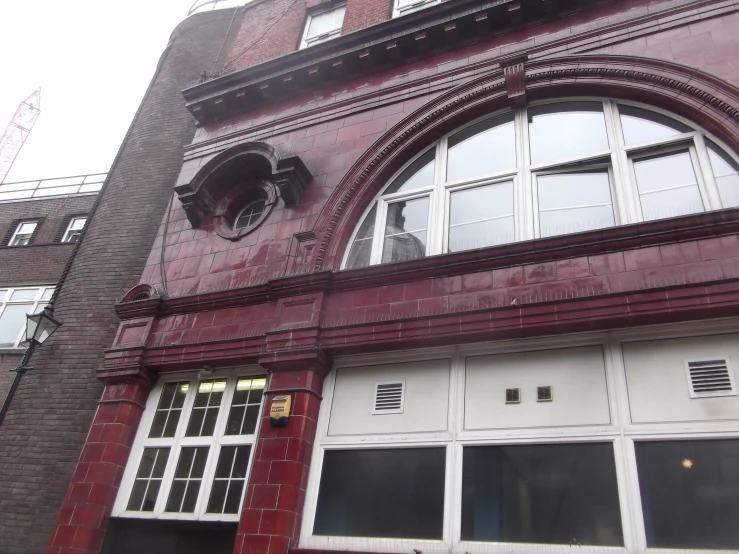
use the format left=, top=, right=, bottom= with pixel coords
left=166, top=446, right=209, bottom=513
left=384, top=150, right=435, bottom=195
left=186, top=380, right=226, bottom=437
left=127, top=447, right=170, bottom=512
left=345, top=204, right=377, bottom=269
left=619, top=105, right=689, bottom=145
left=537, top=170, right=615, bottom=237
left=449, top=182, right=514, bottom=252
left=707, top=140, right=739, bottom=208
left=634, top=151, right=704, bottom=221
left=382, top=197, right=429, bottom=263
left=461, top=443, right=623, bottom=546
left=314, top=448, right=446, bottom=539
left=207, top=445, right=252, bottom=514
left=149, top=382, right=189, bottom=438
left=10, top=289, right=37, bottom=301
left=635, top=439, right=739, bottom=549
left=225, top=377, right=265, bottom=435
left=447, top=116, right=515, bottom=182
left=0, top=304, right=31, bottom=347
left=529, top=103, right=609, bottom=166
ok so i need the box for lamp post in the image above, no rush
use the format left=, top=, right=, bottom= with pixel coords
left=0, top=305, right=62, bottom=427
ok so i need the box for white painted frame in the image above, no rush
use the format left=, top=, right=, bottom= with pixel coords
left=342, top=99, right=739, bottom=270
left=112, top=367, right=266, bottom=522
left=300, top=4, right=346, bottom=49
left=393, top=0, right=440, bottom=18
left=300, top=318, right=739, bottom=553
left=0, top=286, right=55, bottom=348
left=61, top=216, right=87, bottom=243
left=8, top=220, right=38, bottom=246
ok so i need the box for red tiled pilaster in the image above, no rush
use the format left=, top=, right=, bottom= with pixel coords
left=235, top=350, right=331, bottom=554
left=45, top=370, right=155, bottom=554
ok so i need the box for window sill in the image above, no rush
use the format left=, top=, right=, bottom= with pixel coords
left=338, top=208, right=739, bottom=287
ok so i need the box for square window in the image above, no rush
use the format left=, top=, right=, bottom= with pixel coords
left=461, top=443, right=623, bottom=546
left=62, top=216, right=87, bottom=243
left=301, top=5, right=345, bottom=49
left=314, top=448, right=446, bottom=539
left=9, top=221, right=38, bottom=246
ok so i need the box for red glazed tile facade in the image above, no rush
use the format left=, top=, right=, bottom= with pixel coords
left=34, top=0, right=739, bottom=553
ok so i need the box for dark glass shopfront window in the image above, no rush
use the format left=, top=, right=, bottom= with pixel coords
left=635, top=439, right=739, bottom=549
left=314, top=448, right=446, bottom=539
left=461, top=443, right=623, bottom=546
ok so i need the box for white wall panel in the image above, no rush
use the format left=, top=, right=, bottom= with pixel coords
left=464, top=346, right=610, bottom=430
left=623, top=334, right=739, bottom=424
left=328, top=359, right=450, bottom=436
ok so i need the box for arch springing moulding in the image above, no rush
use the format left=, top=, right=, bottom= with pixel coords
left=174, top=141, right=312, bottom=228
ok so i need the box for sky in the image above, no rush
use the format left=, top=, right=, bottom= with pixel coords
left=0, top=0, right=226, bottom=183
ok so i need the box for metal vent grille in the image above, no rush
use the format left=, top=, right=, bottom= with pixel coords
left=131, top=292, right=151, bottom=302
left=506, top=388, right=520, bottom=404
left=686, top=359, right=737, bottom=398
left=373, top=381, right=405, bottom=414
left=537, top=386, right=553, bottom=402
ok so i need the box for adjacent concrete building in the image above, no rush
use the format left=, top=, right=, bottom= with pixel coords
left=2, top=0, right=739, bottom=553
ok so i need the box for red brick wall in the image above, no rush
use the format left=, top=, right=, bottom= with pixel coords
left=342, top=0, right=392, bottom=34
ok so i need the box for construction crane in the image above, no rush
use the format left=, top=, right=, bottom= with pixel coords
left=0, top=89, right=41, bottom=184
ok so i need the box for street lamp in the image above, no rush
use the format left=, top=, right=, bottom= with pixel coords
left=0, top=305, right=62, bottom=427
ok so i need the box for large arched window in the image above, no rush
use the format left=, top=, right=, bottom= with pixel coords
left=343, top=100, right=739, bottom=269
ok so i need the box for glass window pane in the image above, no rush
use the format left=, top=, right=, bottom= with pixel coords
left=707, top=140, right=739, bottom=208
left=461, top=443, right=623, bottom=546
left=207, top=445, right=252, bottom=515
left=345, top=205, right=376, bottom=270
left=447, top=116, right=515, bottom=182
left=384, top=150, right=435, bottom=195
left=382, top=197, right=429, bottom=264
left=537, top=170, right=615, bottom=237
left=149, top=382, right=189, bottom=438
left=529, top=102, right=609, bottom=166
left=620, top=105, right=690, bottom=145
left=307, top=6, right=345, bottom=38
left=314, top=448, right=446, bottom=539
left=635, top=439, right=739, bottom=549
left=40, top=288, right=54, bottom=301
left=0, top=304, right=31, bottom=348
left=186, top=380, right=226, bottom=437
left=166, top=446, right=208, bottom=513
left=127, top=448, right=170, bottom=512
left=449, top=182, right=514, bottom=252
left=226, top=377, right=265, bottom=436
left=633, top=151, right=704, bottom=221
left=10, top=289, right=38, bottom=301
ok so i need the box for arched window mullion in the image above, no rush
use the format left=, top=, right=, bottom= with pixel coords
left=430, top=139, right=447, bottom=257
left=693, top=133, right=724, bottom=211
left=609, top=102, right=641, bottom=226
left=516, top=107, right=534, bottom=242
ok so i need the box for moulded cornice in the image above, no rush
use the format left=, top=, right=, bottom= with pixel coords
left=182, top=0, right=618, bottom=124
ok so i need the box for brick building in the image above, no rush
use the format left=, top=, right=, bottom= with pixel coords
left=1, top=0, right=739, bottom=553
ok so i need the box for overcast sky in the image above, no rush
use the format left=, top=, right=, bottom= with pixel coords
left=0, top=1, right=215, bottom=183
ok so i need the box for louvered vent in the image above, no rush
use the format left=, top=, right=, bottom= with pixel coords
left=537, top=386, right=553, bottom=402
left=506, top=388, right=521, bottom=404
left=686, top=359, right=737, bottom=398
left=373, top=381, right=405, bottom=414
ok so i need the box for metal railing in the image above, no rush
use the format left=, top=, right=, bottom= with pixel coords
left=188, top=0, right=246, bottom=16
left=0, top=173, right=106, bottom=203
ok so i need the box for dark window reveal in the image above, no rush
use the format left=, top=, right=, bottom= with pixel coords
left=635, top=439, right=739, bottom=549
left=461, top=443, right=623, bottom=546
left=314, top=448, right=446, bottom=540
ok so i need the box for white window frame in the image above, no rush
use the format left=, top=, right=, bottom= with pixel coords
left=300, top=4, right=346, bottom=49
left=8, top=220, right=38, bottom=246
left=62, top=216, right=87, bottom=243
left=393, top=0, right=440, bottom=18
left=112, top=368, right=266, bottom=522
left=300, top=318, right=739, bottom=554
left=0, top=286, right=55, bottom=349
left=342, top=99, right=739, bottom=269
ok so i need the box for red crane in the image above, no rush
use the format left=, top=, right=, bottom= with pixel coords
left=0, top=89, right=41, bottom=184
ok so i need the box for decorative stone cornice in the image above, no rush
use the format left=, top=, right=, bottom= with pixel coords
left=181, top=0, right=616, bottom=124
